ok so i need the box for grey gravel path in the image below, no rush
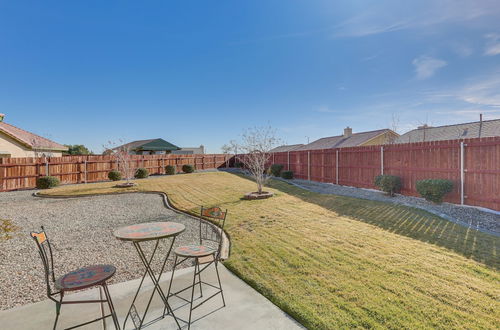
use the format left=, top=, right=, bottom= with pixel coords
left=278, top=177, right=500, bottom=236
left=0, top=191, right=210, bottom=310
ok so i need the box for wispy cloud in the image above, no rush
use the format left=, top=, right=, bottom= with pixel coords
left=460, top=76, right=500, bottom=106
left=316, top=106, right=337, bottom=113
left=412, top=55, right=447, bottom=79
left=420, top=72, right=500, bottom=108
left=450, top=41, right=474, bottom=57
left=484, top=33, right=500, bottom=56
left=332, top=0, right=500, bottom=38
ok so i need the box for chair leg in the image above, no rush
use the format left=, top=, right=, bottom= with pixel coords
left=53, top=293, right=64, bottom=330
left=214, top=261, right=226, bottom=307
left=102, top=283, right=120, bottom=330
left=165, top=255, right=178, bottom=317
left=197, top=261, right=203, bottom=297
left=188, top=259, right=198, bottom=330
left=99, top=286, right=106, bottom=330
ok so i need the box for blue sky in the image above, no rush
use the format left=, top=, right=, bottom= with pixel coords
left=1, top=1, right=500, bottom=153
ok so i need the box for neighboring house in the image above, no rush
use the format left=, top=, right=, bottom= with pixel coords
left=0, top=114, right=67, bottom=158
left=269, top=144, right=305, bottom=153
left=115, top=138, right=180, bottom=155
left=296, top=127, right=399, bottom=151
left=395, top=118, right=500, bottom=143
left=171, top=145, right=205, bottom=155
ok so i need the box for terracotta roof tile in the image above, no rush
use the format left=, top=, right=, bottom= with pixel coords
left=0, top=122, right=67, bottom=151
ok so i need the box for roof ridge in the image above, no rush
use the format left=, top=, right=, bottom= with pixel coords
left=315, top=128, right=390, bottom=141
left=0, top=121, right=66, bottom=149
left=413, top=118, right=500, bottom=131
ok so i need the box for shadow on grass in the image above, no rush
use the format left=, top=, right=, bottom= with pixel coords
left=264, top=178, right=499, bottom=271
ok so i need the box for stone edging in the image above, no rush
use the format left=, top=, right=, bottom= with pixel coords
left=33, top=191, right=232, bottom=259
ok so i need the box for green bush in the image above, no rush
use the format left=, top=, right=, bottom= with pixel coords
left=374, top=175, right=402, bottom=197
left=36, top=176, right=60, bottom=189
left=108, top=170, right=122, bottom=181
left=416, top=179, right=453, bottom=204
left=270, top=164, right=284, bottom=177
left=134, top=168, right=149, bottom=179
left=182, top=164, right=195, bottom=173
left=165, top=165, right=176, bottom=175
left=234, top=162, right=243, bottom=168
left=281, top=170, right=294, bottom=180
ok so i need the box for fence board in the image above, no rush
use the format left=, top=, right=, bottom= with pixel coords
left=269, top=136, right=500, bottom=211
left=0, top=154, right=230, bottom=191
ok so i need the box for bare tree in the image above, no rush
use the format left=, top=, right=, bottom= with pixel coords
left=239, top=126, right=281, bottom=194
left=387, top=113, right=400, bottom=144
left=221, top=139, right=239, bottom=168
left=104, top=140, right=134, bottom=183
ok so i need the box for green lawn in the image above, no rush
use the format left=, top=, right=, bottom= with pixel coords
left=43, top=172, right=500, bottom=329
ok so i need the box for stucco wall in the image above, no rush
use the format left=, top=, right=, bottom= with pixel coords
left=0, top=132, right=63, bottom=158
left=361, top=132, right=399, bottom=146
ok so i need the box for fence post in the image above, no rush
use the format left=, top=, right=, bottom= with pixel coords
left=380, top=146, right=384, bottom=175
left=307, top=151, right=311, bottom=181
left=336, top=149, right=339, bottom=185
left=287, top=152, right=290, bottom=171
left=460, top=141, right=465, bottom=205
left=84, top=160, right=87, bottom=184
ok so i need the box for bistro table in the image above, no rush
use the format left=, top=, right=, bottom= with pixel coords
left=114, top=221, right=186, bottom=330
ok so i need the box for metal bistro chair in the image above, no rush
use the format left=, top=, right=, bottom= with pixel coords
left=167, top=206, right=227, bottom=329
left=30, top=226, right=120, bottom=330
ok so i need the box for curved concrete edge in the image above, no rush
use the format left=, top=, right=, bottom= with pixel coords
left=272, top=177, right=500, bottom=238
left=33, top=191, right=232, bottom=259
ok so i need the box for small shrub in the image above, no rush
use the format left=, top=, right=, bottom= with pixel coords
left=36, top=176, right=60, bottom=189
left=182, top=164, right=195, bottom=173
left=270, top=164, right=284, bottom=177
left=374, top=175, right=402, bottom=197
left=108, top=170, right=122, bottom=181
left=165, top=165, right=176, bottom=175
left=416, top=179, right=454, bottom=204
left=134, top=168, right=149, bottom=179
left=234, top=162, right=243, bottom=168
left=281, top=170, right=294, bottom=179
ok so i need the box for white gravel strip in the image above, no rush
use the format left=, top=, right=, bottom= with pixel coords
left=0, top=191, right=215, bottom=310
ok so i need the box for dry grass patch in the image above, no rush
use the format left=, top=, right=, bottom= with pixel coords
left=43, top=172, right=500, bottom=329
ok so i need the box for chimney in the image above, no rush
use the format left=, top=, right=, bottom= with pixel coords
left=417, top=124, right=429, bottom=129
left=0, top=113, right=4, bottom=122
left=343, top=127, right=352, bottom=137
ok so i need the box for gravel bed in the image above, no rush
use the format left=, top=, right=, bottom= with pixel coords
left=278, top=178, right=500, bottom=236
left=0, top=191, right=214, bottom=310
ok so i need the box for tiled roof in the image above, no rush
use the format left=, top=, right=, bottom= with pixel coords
left=296, top=129, right=393, bottom=150
left=395, top=119, right=500, bottom=143
left=269, top=144, right=305, bottom=153
left=0, top=122, right=67, bottom=151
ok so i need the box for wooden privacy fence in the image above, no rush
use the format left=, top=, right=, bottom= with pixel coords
left=0, top=154, right=230, bottom=191
left=269, top=136, right=500, bottom=211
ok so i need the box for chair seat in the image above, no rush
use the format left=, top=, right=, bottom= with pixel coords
left=174, top=245, right=215, bottom=258
left=55, top=264, right=116, bottom=291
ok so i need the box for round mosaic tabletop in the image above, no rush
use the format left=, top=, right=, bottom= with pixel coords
left=114, top=222, right=186, bottom=242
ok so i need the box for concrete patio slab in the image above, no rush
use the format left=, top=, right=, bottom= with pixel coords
left=0, top=264, right=303, bottom=329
